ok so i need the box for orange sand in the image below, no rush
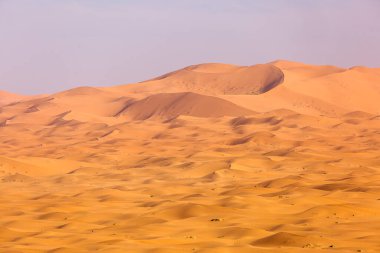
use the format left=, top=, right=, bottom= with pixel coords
left=0, top=61, right=379, bottom=252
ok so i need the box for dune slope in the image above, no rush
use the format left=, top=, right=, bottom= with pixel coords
left=0, top=90, right=27, bottom=106
left=119, top=92, right=254, bottom=120
left=115, top=63, right=284, bottom=96
left=108, top=60, right=380, bottom=116
left=0, top=60, right=379, bottom=253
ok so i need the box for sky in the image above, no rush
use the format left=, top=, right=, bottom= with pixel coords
left=0, top=0, right=379, bottom=95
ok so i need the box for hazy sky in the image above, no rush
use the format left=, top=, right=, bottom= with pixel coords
left=0, top=0, right=379, bottom=94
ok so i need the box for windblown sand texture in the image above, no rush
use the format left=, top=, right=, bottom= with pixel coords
left=0, top=61, right=379, bottom=252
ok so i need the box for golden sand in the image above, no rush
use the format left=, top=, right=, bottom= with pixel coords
left=0, top=61, right=379, bottom=252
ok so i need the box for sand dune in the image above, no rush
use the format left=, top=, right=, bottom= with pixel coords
left=110, top=63, right=284, bottom=96
left=268, top=60, right=380, bottom=114
left=118, top=92, right=254, bottom=120
left=222, top=62, right=380, bottom=116
left=149, top=63, right=285, bottom=95
left=0, top=90, right=27, bottom=106
left=0, top=60, right=379, bottom=252
left=105, top=60, right=380, bottom=116
left=0, top=111, right=378, bottom=252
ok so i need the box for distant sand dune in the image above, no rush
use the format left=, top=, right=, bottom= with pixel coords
left=0, top=60, right=379, bottom=252
left=119, top=92, right=254, bottom=120
left=139, top=63, right=285, bottom=95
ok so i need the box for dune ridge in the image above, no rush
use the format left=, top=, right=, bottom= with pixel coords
left=0, top=60, right=379, bottom=252
left=125, top=63, right=285, bottom=96
left=105, top=60, right=380, bottom=116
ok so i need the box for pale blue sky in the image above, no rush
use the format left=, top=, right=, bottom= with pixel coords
left=0, top=0, right=379, bottom=94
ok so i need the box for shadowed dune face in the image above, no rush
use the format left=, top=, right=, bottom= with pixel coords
left=118, top=92, right=254, bottom=120
left=0, top=60, right=380, bottom=252
left=108, top=60, right=380, bottom=116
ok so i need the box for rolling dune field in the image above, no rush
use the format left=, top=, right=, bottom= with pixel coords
left=0, top=61, right=379, bottom=252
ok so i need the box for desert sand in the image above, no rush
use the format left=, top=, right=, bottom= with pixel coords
left=0, top=61, right=379, bottom=252
left=0, top=90, right=27, bottom=106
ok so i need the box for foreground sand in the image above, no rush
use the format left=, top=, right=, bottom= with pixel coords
left=0, top=110, right=379, bottom=252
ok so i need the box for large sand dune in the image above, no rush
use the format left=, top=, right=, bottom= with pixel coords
left=118, top=92, right=254, bottom=120
left=106, top=60, right=380, bottom=116
left=115, top=63, right=284, bottom=96
left=0, top=60, right=379, bottom=252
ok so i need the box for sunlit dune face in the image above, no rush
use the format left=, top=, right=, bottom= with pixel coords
left=1, top=1, right=380, bottom=95
left=0, top=111, right=379, bottom=252
left=1, top=60, right=380, bottom=252
left=1, top=0, right=379, bottom=251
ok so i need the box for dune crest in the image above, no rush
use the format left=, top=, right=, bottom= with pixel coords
left=105, top=60, right=380, bottom=116
left=0, top=60, right=379, bottom=252
left=117, top=63, right=284, bottom=96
